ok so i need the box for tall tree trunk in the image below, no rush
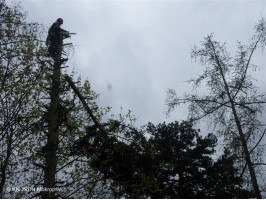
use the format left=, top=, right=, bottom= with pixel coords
left=230, top=100, right=262, bottom=199
left=42, top=41, right=62, bottom=199
left=211, top=41, right=262, bottom=198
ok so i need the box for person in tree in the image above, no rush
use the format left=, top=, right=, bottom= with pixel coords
left=46, top=18, right=68, bottom=57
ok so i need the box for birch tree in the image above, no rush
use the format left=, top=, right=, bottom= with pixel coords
left=165, top=18, right=266, bottom=198
left=0, top=0, right=48, bottom=197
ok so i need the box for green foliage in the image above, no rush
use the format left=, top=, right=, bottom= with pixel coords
left=0, top=1, right=261, bottom=198
left=48, top=73, right=112, bottom=198
left=147, top=121, right=254, bottom=198
left=73, top=120, right=254, bottom=198
left=0, top=1, right=111, bottom=198
left=0, top=0, right=47, bottom=198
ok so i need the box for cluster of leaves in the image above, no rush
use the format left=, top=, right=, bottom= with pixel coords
left=73, top=120, right=254, bottom=198
left=0, top=0, right=47, bottom=198
left=46, top=75, right=113, bottom=199
left=0, top=1, right=112, bottom=198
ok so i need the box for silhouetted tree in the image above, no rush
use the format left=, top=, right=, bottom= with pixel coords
left=73, top=120, right=254, bottom=198
left=166, top=18, right=266, bottom=198
left=146, top=121, right=253, bottom=198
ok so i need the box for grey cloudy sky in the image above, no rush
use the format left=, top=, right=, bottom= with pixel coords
left=20, top=0, right=266, bottom=128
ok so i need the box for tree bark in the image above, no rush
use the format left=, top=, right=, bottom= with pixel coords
left=42, top=41, right=62, bottom=199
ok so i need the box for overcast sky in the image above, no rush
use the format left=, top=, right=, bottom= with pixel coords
left=19, top=0, right=266, bottom=129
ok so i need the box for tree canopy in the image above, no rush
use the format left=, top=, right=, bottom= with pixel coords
left=73, top=120, right=254, bottom=198
left=0, top=0, right=264, bottom=198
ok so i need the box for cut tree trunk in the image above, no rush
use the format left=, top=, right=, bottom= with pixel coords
left=42, top=41, right=62, bottom=199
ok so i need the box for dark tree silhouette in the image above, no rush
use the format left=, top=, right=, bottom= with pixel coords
left=73, top=120, right=254, bottom=198
left=166, top=18, right=266, bottom=198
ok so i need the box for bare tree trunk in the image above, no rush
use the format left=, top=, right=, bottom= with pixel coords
left=42, top=42, right=62, bottom=199
left=230, top=101, right=262, bottom=199
left=211, top=41, right=262, bottom=199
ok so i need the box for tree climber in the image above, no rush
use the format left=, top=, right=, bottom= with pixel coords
left=46, top=18, right=68, bottom=57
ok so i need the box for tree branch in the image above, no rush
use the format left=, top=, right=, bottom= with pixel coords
left=249, top=128, right=266, bottom=155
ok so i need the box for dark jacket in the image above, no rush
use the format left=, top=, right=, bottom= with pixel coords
left=48, top=21, right=62, bottom=36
